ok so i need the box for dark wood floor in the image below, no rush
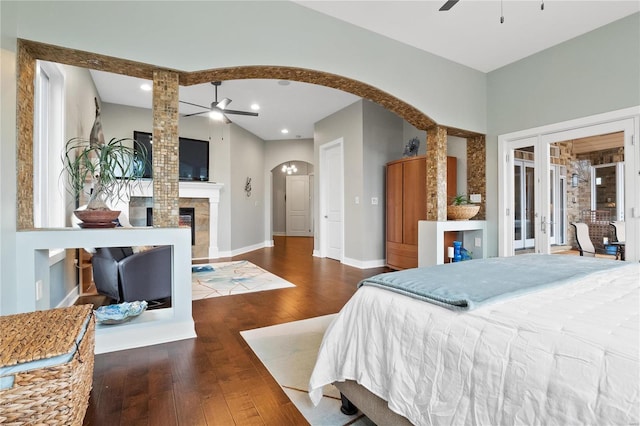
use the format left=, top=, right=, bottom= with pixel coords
left=82, top=236, right=388, bottom=426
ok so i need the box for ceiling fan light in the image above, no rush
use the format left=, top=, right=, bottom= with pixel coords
left=251, top=103, right=260, bottom=111
left=209, top=110, right=224, bottom=121
left=217, top=98, right=231, bottom=110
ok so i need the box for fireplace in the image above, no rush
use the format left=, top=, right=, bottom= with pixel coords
left=147, top=207, right=195, bottom=246
left=116, top=181, right=222, bottom=259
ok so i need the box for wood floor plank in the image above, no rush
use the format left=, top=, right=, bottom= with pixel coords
left=83, top=236, right=388, bottom=425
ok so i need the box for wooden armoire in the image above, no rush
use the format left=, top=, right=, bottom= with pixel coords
left=386, top=155, right=457, bottom=269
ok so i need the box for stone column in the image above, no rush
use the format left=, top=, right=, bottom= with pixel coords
left=426, top=125, right=448, bottom=221
left=467, top=135, right=486, bottom=220
left=16, top=42, right=36, bottom=230
left=152, top=70, right=180, bottom=227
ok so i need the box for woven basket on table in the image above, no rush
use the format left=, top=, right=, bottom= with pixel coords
left=0, top=305, right=95, bottom=426
left=447, top=204, right=480, bottom=221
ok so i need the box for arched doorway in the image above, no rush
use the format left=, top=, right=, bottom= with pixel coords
left=272, top=161, right=314, bottom=238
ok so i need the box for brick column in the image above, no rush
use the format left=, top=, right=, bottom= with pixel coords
left=467, top=135, right=486, bottom=220
left=426, top=125, right=448, bottom=221
left=152, top=70, right=180, bottom=227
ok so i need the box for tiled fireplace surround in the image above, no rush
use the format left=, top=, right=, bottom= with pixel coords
left=112, top=181, right=223, bottom=260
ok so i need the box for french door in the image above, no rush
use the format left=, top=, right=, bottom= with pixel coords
left=513, top=159, right=535, bottom=249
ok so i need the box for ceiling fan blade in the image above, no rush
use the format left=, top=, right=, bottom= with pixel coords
left=216, top=98, right=232, bottom=110
left=183, top=110, right=210, bottom=117
left=222, top=109, right=259, bottom=117
left=223, top=114, right=232, bottom=124
left=439, top=0, right=459, bottom=11
left=179, top=100, right=210, bottom=110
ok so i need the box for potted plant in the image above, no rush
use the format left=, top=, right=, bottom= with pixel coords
left=447, top=194, right=480, bottom=221
left=62, top=137, right=147, bottom=227
left=62, top=99, right=147, bottom=227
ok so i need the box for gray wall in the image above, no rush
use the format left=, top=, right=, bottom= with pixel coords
left=230, top=124, right=265, bottom=251
left=314, top=100, right=403, bottom=264
left=314, top=101, right=363, bottom=258
left=362, top=101, right=403, bottom=262
left=485, top=13, right=640, bottom=257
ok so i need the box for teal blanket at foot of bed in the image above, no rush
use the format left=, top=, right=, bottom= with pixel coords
left=358, top=254, right=627, bottom=311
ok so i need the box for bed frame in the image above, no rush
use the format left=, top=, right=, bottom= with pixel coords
left=335, top=380, right=413, bottom=425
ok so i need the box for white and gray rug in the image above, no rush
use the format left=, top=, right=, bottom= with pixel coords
left=191, top=260, right=295, bottom=300
left=241, top=315, right=375, bottom=426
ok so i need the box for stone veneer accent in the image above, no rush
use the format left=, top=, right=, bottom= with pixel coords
left=16, top=41, right=36, bottom=230
left=15, top=39, right=485, bottom=230
left=467, top=135, right=486, bottom=220
left=426, top=126, right=448, bottom=221
left=152, top=70, right=180, bottom=228
left=129, top=197, right=210, bottom=258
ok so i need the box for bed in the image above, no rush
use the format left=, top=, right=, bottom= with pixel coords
left=309, top=255, right=639, bottom=425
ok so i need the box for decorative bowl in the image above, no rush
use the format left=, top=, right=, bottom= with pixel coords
left=447, top=204, right=480, bottom=221
left=94, top=301, right=148, bottom=325
left=74, top=209, right=120, bottom=228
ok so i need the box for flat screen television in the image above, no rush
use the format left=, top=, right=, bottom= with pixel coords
left=134, top=131, right=209, bottom=181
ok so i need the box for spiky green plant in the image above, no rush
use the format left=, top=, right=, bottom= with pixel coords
left=451, top=194, right=470, bottom=206
left=62, top=137, right=147, bottom=210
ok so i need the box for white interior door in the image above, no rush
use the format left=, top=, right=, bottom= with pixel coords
left=286, top=175, right=312, bottom=237
left=320, top=140, right=344, bottom=261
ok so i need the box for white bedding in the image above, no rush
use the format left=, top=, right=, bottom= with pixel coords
left=309, top=262, right=640, bottom=425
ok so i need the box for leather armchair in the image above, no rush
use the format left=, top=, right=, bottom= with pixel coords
left=91, top=246, right=172, bottom=303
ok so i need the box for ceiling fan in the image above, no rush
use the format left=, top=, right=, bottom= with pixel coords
left=439, top=0, right=459, bottom=11
left=180, top=81, right=258, bottom=123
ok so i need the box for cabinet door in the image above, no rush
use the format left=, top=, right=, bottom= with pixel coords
left=386, top=162, right=403, bottom=243
left=402, top=158, right=426, bottom=245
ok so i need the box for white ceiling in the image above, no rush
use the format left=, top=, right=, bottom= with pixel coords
left=90, top=1, right=639, bottom=141
left=296, top=0, right=640, bottom=73
left=90, top=71, right=360, bottom=141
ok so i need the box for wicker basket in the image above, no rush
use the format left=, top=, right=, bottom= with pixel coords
left=0, top=305, right=95, bottom=425
left=447, top=204, right=480, bottom=221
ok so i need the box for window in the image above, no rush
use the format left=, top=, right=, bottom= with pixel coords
left=34, top=61, right=65, bottom=228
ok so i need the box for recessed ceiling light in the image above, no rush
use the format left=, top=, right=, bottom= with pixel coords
left=278, top=80, right=290, bottom=86
left=250, top=103, right=260, bottom=111
left=140, top=83, right=152, bottom=91
left=281, top=128, right=289, bottom=134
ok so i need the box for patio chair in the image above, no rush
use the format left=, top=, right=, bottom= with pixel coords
left=610, top=221, right=626, bottom=260
left=571, top=222, right=595, bottom=257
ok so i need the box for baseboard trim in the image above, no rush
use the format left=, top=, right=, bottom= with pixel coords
left=272, top=232, right=286, bottom=236
left=218, top=241, right=270, bottom=258
left=342, top=257, right=386, bottom=269
left=57, top=286, right=79, bottom=308
left=312, top=250, right=321, bottom=258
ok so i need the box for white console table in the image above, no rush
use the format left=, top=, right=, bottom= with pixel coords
left=15, top=227, right=196, bottom=354
left=418, top=220, right=487, bottom=267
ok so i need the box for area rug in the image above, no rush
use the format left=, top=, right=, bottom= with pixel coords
left=191, top=260, right=295, bottom=300
left=241, top=315, right=375, bottom=426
